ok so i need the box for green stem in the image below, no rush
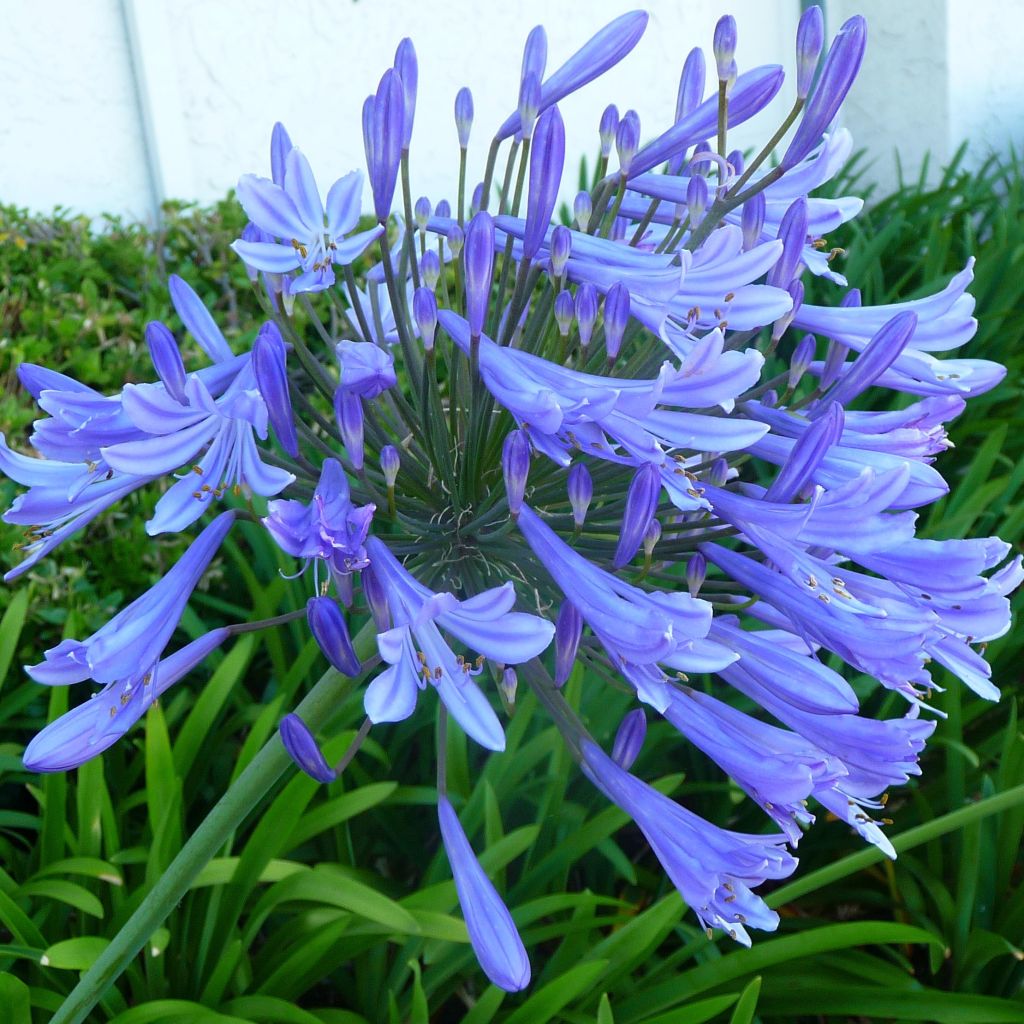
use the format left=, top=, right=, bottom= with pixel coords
left=51, top=624, right=378, bottom=1024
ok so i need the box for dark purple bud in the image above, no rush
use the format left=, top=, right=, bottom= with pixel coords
left=420, top=249, right=441, bottom=290
left=361, top=564, right=390, bottom=631
left=599, top=103, right=619, bottom=158
left=252, top=322, right=299, bottom=457
left=611, top=708, right=646, bottom=770
left=502, top=429, right=531, bottom=517
left=825, top=312, right=918, bottom=408
left=280, top=713, right=336, bottom=783
left=740, top=191, right=765, bottom=250
left=568, top=462, right=592, bottom=527
left=518, top=72, right=542, bottom=141
left=573, top=191, right=592, bottom=231
left=613, top=462, right=660, bottom=568
left=471, top=182, right=486, bottom=217
left=146, top=321, right=187, bottom=405
left=446, top=222, right=464, bottom=257
left=687, top=552, right=707, bottom=596
left=464, top=211, right=495, bottom=337
left=554, top=290, right=575, bottom=336
left=369, top=68, right=405, bottom=222
left=270, top=122, right=293, bottom=186
left=496, top=12, right=649, bottom=141
left=393, top=38, right=418, bottom=149
left=789, top=333, right=816, bottom=388
left=524, top=106, right=565, bottom=261
left=455, top=87, right=474, bottom=149
left=522, top=25, right=548, bottom=83
left=642, top=517, right=661, bottom=559
left=575, top=283, right=599, bottom=347
left=820, top=288, right=859, bottom=389
left=307, top=596, right=362, bottom=677
left=380, top=444, right=400, bottom=487
left=413, top=286, right=438, bottom=350
left=686, top=174, right=708, bottom=226
left=436, top=198, right=452, bottom=220
left=414, top=195, right=432, bottom=230
left=781, top=15, right=866, bottom=170
left=334, top=389, right=365, bottom=471
left=766, top=401, right=844, bottom=502
left=713, top=15, right=737, bottom=81
left=549, top=225, right=572, bottom=279
left=767, top=197, right=809, bottom=289
left=727, top=148, right=744, bottom=176
left=615, top=109, right=640, bottom=174
left=604, top=281, right=630, bottom=362
left=772, top=279, right=804, bottom=342
left=500, top=666, right=518, bottom=704
left=796, top=5, right=825, bottom=100
left=554, top=600, right=583, bottom=687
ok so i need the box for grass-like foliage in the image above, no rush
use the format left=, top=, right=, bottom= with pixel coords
left=0, top=150, right=1022, bottom=1022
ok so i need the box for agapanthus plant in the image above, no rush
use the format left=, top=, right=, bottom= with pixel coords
left=5, top=7, right=1019, bottom=998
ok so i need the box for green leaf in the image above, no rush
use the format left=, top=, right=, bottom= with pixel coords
left=287, top=781, right=398, bottom=849
left=31, top=857, right=123, bottom=887
left=728, top=976, right=762, bottom=1024
left=19, top=879, right=104, bottom=918
left=40, top=936, right=111, bottom=970
left=0, top=973, right=31, bottom=1024
left=0, top=588, right=29, bottom=694
left=503, top=960, right=608, bottom=1024
left=190, top=857, right=308, bottom=889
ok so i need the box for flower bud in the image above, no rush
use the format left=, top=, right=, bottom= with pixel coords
left=789, top=333, right=816, bottom=389
left=772, top=280, right=803, bottom=343
left=521, top=25, right=548, bottom=84
left=361, top=564, right=390, bottom=631
left=380, top=444, right=400, bottom=487
left=610, top=216, right=628, bottom=242
left=524, top=106, right=566, bottom=260
left=611, top=708, right=646, bottom=770
left=767, top=197, right=809, bottom=289
left=500, top=666, right=518, bottom=704
left=762, top=388, right=779, bottom=408
left=334, top=389, right=365, bottom=471
left=713, top=15, right=737, bottom=81
left=549, top=225, right=572, bottom=279
left=599, top=104, right=619, bottom=158
left=367, top=68, right=405, bottom=223
left=554, top=600, right=583, bottom=687
left=686, top=552, right=707, bottom=596
left=146, top=321, right=187, bottom=405
left=471, top=182, right=485, bottom=217
left=336, top=340, right=397, bottom=398
left=766, top=401, right=844, bottom=502
left=414, top=195, right=432, bottom=231
left=573, top=191, right=592, bottom=231
left=615, top=109, right=640, bottom=175
left=707, top=456, right=730, bottom=487
left=740, top=191, right=765, bottom=250
left=604, top=281, right=630, bottom=362
left=252, top=321, right=299, bottom=457
left=420, top=249, right=441, bottom=290
left=642, top=517, right=661, bottom=562
left=393, top=37, right=418, bottom=150
left=676, top=48, right=706, bottom=123
left=554, top=290, right=575, bottom=336
left=724, top=59, right=738, bottom=96
left=796, top=5, right=826, bottom=101
left=575, top=283, right=598, bottom=348
left=436, top=198, right=452, bottom=220
left=825, top=312, right=918, bottom=408
left=727, top=148, right=744, bottom=177
left=270, top=121, right=293, bottom=186
left=454, top=86, right=474, bottom=148
left=307, top=596, right=362, bottom=676
left=686, top=174, right=708, bottom=227
left=568, top=462, right=593, bottom=528
left=518, top=72, right=541, bottom=141
left=820, top=288, right=859, bottom=390
left=413, top=286, right=438, bottom=350
left=613, top=462, right=660, bottom=568
left=280, top=713, right=337, bottom=783
left=464, top=211, right=495, bottom=337
left=502, top=429, right=531, bottom=517
left=446, top=222, right=464, bottom=257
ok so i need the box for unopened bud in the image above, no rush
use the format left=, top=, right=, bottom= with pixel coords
left=599, top=104, right=619, bottom=158
left=334, top=389, right=365, bottom=470
left=796, top=5, right=825, bottom=100
left=380, top=444, right=400, bottom=487
left=436, top=198, right=452, bottom=220
left=307, top=596, right=362, bottom=677
left=446, top=222, right=464, bottom=258
left=615, top=109, right=640, bottom=175
left=614, top=462, right=660, bottom=568
left=502, top=429, right=531, bottom=517
left=500, top=666, right=518, bottom=704
left=686, top=552, right=707, bottom=597
left=568, top=462, right=593, bottom=528
left=413, top=286, right=438, bottom=350
left=642, top=517, right=661, bottom=560
left=518, top=72, right=541, bottom=140
left=741, top=191, right=766, bottom=250
left=575, top=283, right=599, bottom=348
left=414, top=196, right=432, bottom=231
left=420, top=249, right=441, bottom=290
left=454, top=86, right=474, bottom=148
left=789, top=333, right=816, bottom=388
left=550, top=225, right=572, bottom=279
left=604, top=281, right=630, bottom=362
left=554, top=290, right=575, bottom=336
left=554, top=600, right=583, bottom=687
left=713, top=15, right=737, bottom=81
left=612, top=709, right=646, bottom=770
left=573, top=191, right=592, bottom=232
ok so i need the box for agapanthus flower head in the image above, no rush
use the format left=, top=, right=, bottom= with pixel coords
left=4, top=6, right=1017, bottom=987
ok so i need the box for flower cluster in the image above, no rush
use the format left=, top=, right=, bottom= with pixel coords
left=4, top=8, right=1018, bottom=991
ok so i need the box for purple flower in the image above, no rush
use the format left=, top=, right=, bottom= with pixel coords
left=523, top=106, right=565, bottom=261
left=263, top=458, right=374, bottom=576
left=438, top=796, right=531, bottom=991
left=367, top=68, right=406, bottom=222
left=464, top=212, right=495, bottom=337
left=393, top=38, right=418, bottom=150
left=361, top=538, right=554, bottom=750
left=234, top=146, right=383, bottom=293
left=613, top=462, right=660, bottom=568
left=455, top=87, right=474, bottom=148
left=611, top=708, right=646, bottom=769
left=307, top=596, right=362, bottom=676
left=252, top=322, right=299, bottom=457
left=796, top=5, right=825, bottom=99
left=279, top=713, right=338, bottom=783
left=336, top=340, right=397, bottom=398
left=502, top=430, right=531, bottom=517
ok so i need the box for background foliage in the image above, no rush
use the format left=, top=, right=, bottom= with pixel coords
left=0, top=150, right=1022, bottom=1023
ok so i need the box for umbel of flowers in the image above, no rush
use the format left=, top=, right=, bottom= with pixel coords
left=3, top=8, right=1018, bottom=992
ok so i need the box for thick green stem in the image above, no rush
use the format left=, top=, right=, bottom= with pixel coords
left=51, top=624, right=378, bottom=1024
